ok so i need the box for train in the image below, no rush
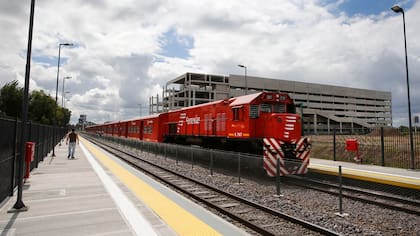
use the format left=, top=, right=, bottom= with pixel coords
left=85, top=92, right=311, bottom=176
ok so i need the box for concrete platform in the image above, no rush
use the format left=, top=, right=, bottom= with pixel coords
left=309, top=158, right=420, bottom=190
left=0, top=137, right=249, bottom=235
left=0, top=140, right=168, bottom=235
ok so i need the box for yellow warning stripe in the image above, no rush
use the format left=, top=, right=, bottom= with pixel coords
left=81, top=138, right=222, bottom=236
left=309, top=164, right=420, bottom=190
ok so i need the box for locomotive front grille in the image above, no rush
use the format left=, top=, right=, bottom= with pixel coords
left=280, top=143, right=297, bottom=159
left=280, top=143, right=303, bottom=171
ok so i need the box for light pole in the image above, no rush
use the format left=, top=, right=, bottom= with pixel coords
left=52, top=42, right=72, bottom=157
left=64, top=91, right=71, bottom=108
left=9, top=0, right=35, bottom=212
left=237, top=64, right=247, bottom=95
left=61, top=76, right=71, bottom=108
left=391, top=5, right=415, bottom=169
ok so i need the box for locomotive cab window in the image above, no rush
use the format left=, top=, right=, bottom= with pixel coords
left=273, top=104, right=286, bottom=113
left=287, top=104, right=297, bottom=113
left=249, top=105, right=259, bottom=118
left=232, top=106, right=244, bottom=121
left=261, top=103, right=296, bottom=114
left=260, top=104, right=272, bottom=113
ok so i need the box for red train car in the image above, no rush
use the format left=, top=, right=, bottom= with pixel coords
left=86, top=92, right=311, bottom=176
left=141, top=114, right=167, bottom=142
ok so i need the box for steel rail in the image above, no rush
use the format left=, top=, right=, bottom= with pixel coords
left=85, top=135, right=341, bottom=236
left=284, top=176, right=420, bottom=216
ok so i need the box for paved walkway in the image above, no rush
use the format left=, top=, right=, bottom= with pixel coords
left=0, top=138, right=249, bottom=236
left=0, top=141, right=172, bottom=236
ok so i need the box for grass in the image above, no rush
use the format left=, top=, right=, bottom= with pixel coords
left=309, top=133, right=420, bottom=169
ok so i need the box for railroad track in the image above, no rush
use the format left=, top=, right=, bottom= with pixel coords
left=85, top=136, right=340, bottom=236
left=283, top=175, right=420, bottom=216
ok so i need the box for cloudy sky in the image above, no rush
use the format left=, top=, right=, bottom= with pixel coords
left=0, top=0, right=419, bottom=126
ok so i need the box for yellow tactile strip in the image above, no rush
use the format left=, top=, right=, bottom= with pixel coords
left=81, top=138, right=222, bottom=236
left=309, top=164, right=420, bottom=190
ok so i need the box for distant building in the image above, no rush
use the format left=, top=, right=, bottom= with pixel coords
left=150, top=72, right=392, bottom=134
left=78, top=114, right=87, bottom=129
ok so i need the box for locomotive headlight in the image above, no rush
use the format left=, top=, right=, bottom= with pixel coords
left=276, top=117, right=282, bottom=122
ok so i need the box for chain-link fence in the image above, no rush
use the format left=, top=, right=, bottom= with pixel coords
left=0, top=116, right=67, bottom=203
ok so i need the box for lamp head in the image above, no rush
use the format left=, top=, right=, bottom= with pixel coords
left=391, top=5, right=403, bottom=13
left=237, top=64, right=246, bottom=68
left=60, top=43, right=73, bottom=47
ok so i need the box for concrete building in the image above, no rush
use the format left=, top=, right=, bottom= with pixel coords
left=150, top=72, right=392, bottom=134
left=78, top=114, right=87, bottom=130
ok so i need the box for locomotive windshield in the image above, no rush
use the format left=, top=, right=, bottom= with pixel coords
left=260, top=103, right=296, bottom=114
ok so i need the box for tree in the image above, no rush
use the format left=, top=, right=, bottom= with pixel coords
left=29, top=90, right=56, bottom=125
left=60, top=107, right=71, bottom=126
left=0, top=80, right=23, bottom=117
left=55, top=106, right=71, bottom=126
left=0, top=81, right=72, bottom=126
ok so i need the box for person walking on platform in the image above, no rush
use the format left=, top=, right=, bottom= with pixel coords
left=66, top=128, right=79, bottom=159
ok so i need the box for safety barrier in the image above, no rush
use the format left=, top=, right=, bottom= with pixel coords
left=0, top=116, right=67, bottom=204
left=310, top=127, right=419, bottom=169
left=84, top=133, right=308, bottom=179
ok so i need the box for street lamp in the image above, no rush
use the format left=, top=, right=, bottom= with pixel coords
left=61, top=76, right=71, bottom=108
left=391, top=5, right=415, bottom=169
left=64, top=91, right=71, bottom=108
left=10, top=0, right=35, bottom=212
left=52, top=42, right=73, bottom=157
left=237, top=64, right=248, bottom=95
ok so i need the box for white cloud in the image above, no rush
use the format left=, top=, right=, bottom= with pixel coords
left=0, top=0, right=418, bottom=126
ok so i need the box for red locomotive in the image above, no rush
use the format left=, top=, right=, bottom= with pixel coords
left=86, top=92, right=311, bottom=176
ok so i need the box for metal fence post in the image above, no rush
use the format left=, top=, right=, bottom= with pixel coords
left=380, top=127, right=385, bottom=166
left=48, top=126, right=51, bottom=153
left=333, top=128, right=336, bottom=161
left=335, top=165, right=348, bottom=217
left=338, top=165, right=343, bottom=214
left=164, top=143, right=167, bottom=161
left=275, top=158, right=282, bottom=197
left=191, top=145, right=194, bottom=170
left=35, top=124, right=40, bottom=168
left=237, top=152, right=241, bottom=184
left=155, top=143, right=158, bottom=157
left=28, top=122, right=32, bottom=172
left=42, top=125, right=46, bottom=160
left=10, top=117, right=19, bottom=196
left=210, top=149, right=214, bottom=176
left=176, top=146, right=178, bottom=166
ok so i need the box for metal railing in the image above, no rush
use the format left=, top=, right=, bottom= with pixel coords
left=85, top=133, right=268, bottom=178
left=310, top=127, right=419, bottom=169
left=0, top=116, right=67, bottom=204
left=85, top=132, right=319, bottom=182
